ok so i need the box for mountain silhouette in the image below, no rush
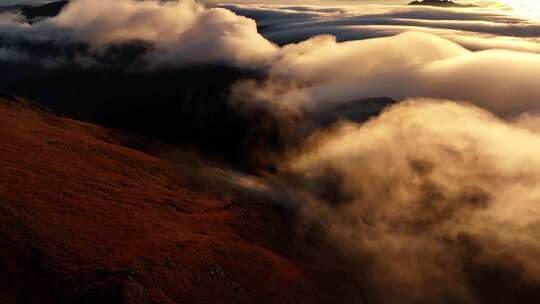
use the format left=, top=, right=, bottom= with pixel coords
left=408, top=0, right=476, bottom=7
left=0, top=0, right=68, bottom=21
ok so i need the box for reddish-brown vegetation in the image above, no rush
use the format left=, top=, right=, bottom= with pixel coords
left=0, top=93, right=331, bottom=303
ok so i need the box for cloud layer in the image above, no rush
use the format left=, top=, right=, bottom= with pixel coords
left=233, top=31, right=540, bottom=117
left=280, top=99, right=540, bottom=303
left=0, top=0, right=277, bottom=67
left=220, top=3, right=540, bottom=50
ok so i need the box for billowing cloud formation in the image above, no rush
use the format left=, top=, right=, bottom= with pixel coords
left=0, top=0, right=277, bottom=67
left=280, top=99, right=540, bottom=303
left=234, top=31, right=540, bottom=117
left=221, top=4, right=540, bottom=51
left=222, top=5, right=540, bottom=43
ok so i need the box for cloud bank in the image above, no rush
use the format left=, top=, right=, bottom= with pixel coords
left=233, top=31, right=540, bottom=117
left=220, top=3, right=540, bottom=50
left=0, top=0, right=277, bottom=67
left=279, top=99, right=540, bottom=303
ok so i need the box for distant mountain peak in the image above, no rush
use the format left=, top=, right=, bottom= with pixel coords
left=408, top=0, right=476, bottom=8
left=0, top=0, right=69, bottom=21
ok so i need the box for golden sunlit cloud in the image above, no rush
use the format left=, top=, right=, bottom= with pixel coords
left=497, top=0, right=540, bottom=17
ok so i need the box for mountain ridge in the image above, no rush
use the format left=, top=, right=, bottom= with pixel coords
left=408, top=0, right=476, bottom=8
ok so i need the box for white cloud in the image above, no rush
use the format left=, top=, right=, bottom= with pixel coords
left=234, top=31, right=540, bottom=117
left=282, top=99, right=540, bottom=303
left=0, top=0, right=278, bottom=67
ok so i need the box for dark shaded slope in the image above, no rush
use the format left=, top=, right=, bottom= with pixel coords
left=0, top=52, right=395, bottom=171
left=0, top=1, right=69, bottom=21
left=0, top=94, right=325, bottom=304
left=21, top=1, right=69, bottom=20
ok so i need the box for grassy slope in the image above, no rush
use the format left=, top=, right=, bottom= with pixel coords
left=0, top=93, right=323, bottom=304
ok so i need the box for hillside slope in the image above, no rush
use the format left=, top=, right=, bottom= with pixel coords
left=0, top=92, right=326, bottom=304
